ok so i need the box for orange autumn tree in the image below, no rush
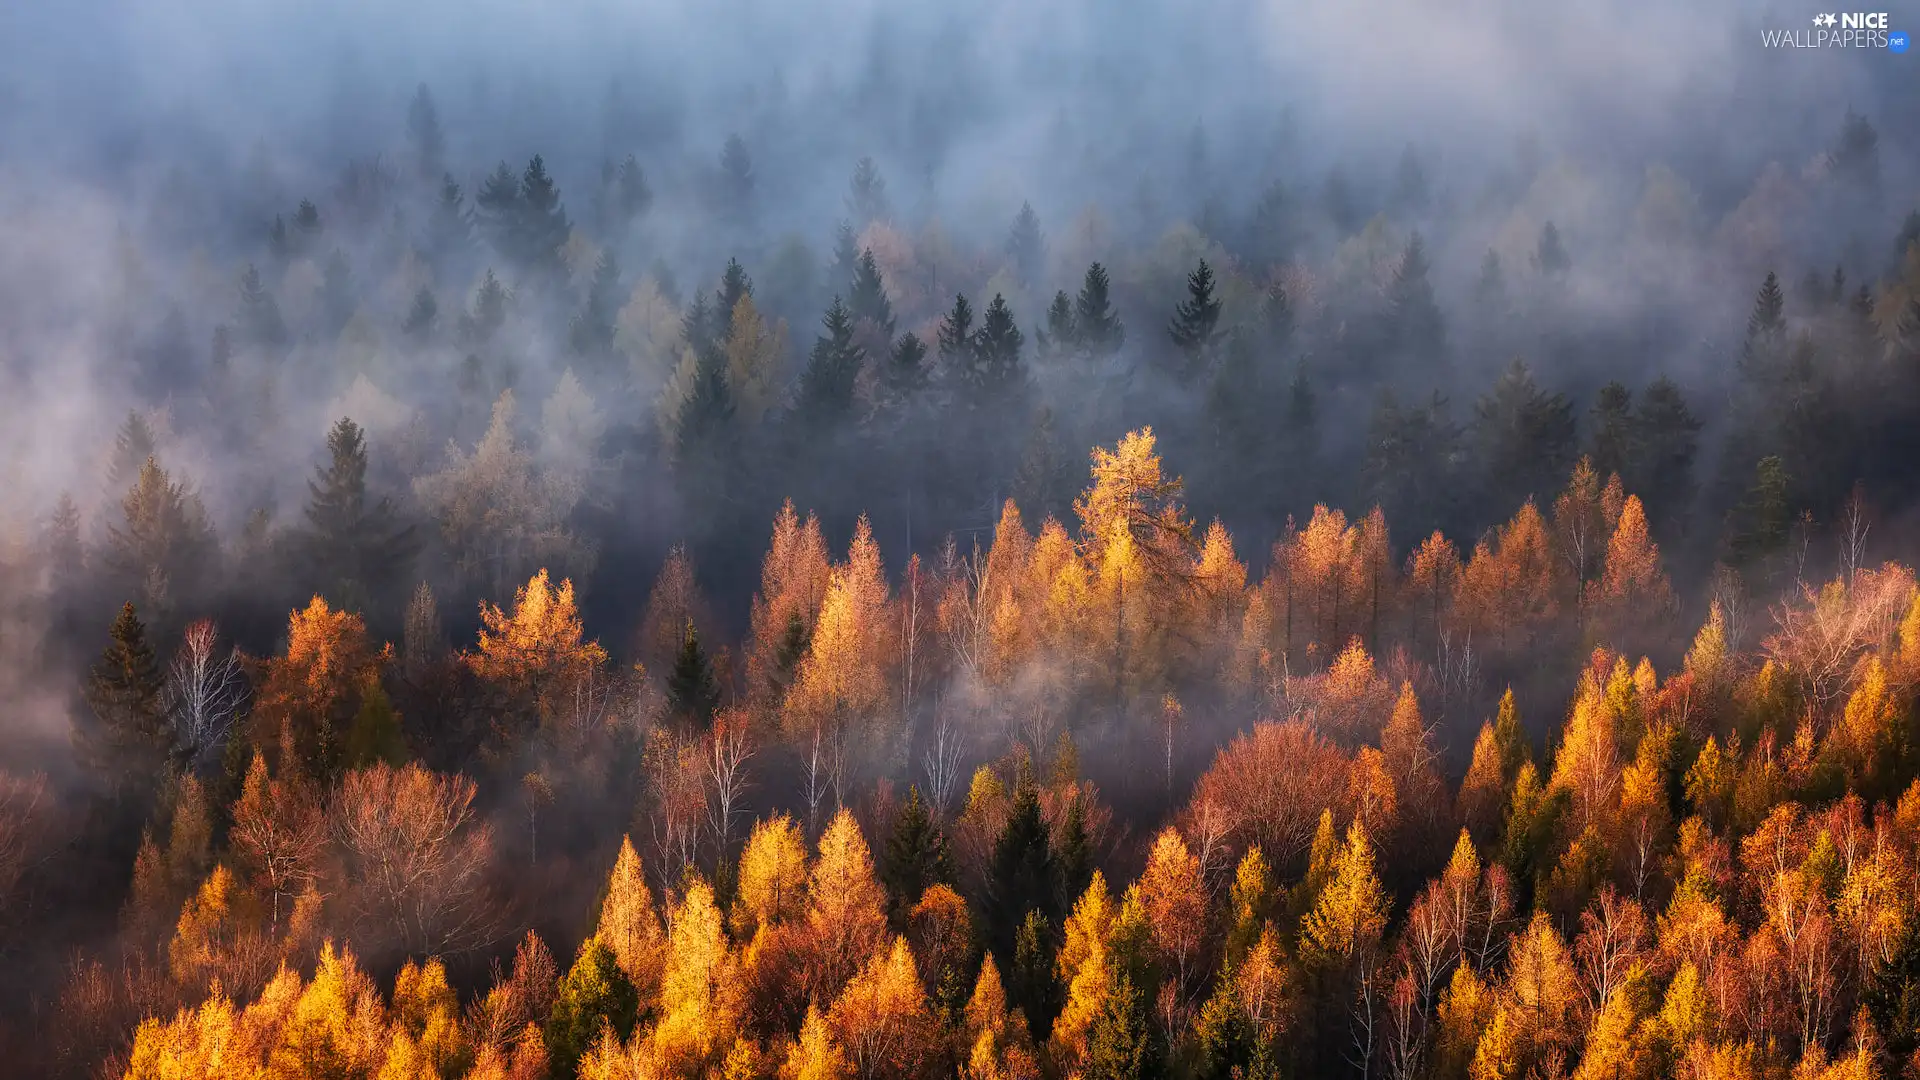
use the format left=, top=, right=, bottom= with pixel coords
left=468, top=568, right=608, bottom=721
left=1456, top=499, right=1560, bottom=655
left=248, top=596, right=384, bottom=779
left=1075, top=428, right=1197, bottom=703
left=784, top=516, right=893, bottom=809
left=749, top=500, right=832, bottom=705
left=1591, top=494, right=1675, bottom=645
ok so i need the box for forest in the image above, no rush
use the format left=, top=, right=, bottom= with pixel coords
left=4, top=1, right=1920, bottom=1078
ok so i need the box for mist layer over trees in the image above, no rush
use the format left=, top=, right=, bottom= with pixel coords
left=4, top=0, right=1920, bottom=1076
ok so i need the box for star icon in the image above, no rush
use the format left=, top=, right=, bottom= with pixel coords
left=1820, top=13, right=1838, bottom=26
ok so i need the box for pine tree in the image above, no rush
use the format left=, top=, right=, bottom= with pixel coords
left=1084, top=971, right=1158, bottom=1080
left=967, top=294, right=1027, bottom=403
left=848, top=249, right=896, bottom=335
left=1013, top=408, right=1072, bottom=521
left=406, top=84, right=445, bottom=182
left=106, top=411, right=157, bottom=496
left=797, top=296, right=866, bottom=424
left=1041, top=291, right=1076, bottom=353
left=717, top=134, right=755, bottom=226
left=881, top=787, right=954, bottom=917
left=236, top=263, right=286, bottom=348
left=986, top=760, right=1056, bottom=960
left=1389, top=231, right=1444, bottom=354
left=1533, top=221, right=1571, bottom=278
left=547, top=939, right=640, bottom=1079
left=1167, top=260, right=1222, bottom=378
left=882, top=332, right=928, bottom=401
left=569, top=249, right=621, bottom=359
left=77, top=603, right=169, bottom=805
left=1010, top=910, right=1059, bottom=1037
left=402, top=286, right=438, bottom=340
left=1740, top=272, right=1788, bottom=379
left=847, top=156, right=890, bottom=225
left=303, top=418, right=417, bottom=612
left=516, top=155, right=572, bottom=279
left=666, top=620, right=721, bottom=730
left=1007, top=202, right=1046, bottom=286
left=937, top=293, right=975, bottom=364
left=1074, top=263, right=1124, bottom=358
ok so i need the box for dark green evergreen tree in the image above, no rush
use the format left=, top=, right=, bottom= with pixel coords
left=1472, top=359, right=1575, bottom=516
left=469, top=269, right=510, bottom=343
left=1475, top=248, right=1507, bottom=313
left=1074, top=263, right=1125, bottom=358
left=1363, top=389, right=1461, bottom=540
left=796, top=296, right=866, bottom=424
left=236, top=263, right=287, bottom=348
left=830, top=222, right=861, bottom=294
left=937, top=293, right=975, bottom=364
left=1632, top=376, right=1701, bottom=533
left=402, top=287, right=438, bottom=341
left=666, top=621, right=720, bottom=730
left=569, top=250, right=621, bottom=360
left=545, top=939, right=639, bottom=1080
left=1085, top=971, right=1159, bottom=1080
left=881, top=786, right=954, bottom=918
left=1741, top=271, right=1788, bottom=377
left=1012, top=407, right=1071, bottom=521
left=1053, top=791, right=1093, bottom=906
left=1010, top=911, right=1060, bottom=1039
left=475, top=162, right=522, bottom=258
left=986, top=759, right=1056, bottom=960
left=107, top=411, right=157, bottom=497
left=344, top=678, right=406, bottom=768
left=77, top=603, right=169, bottom=807
left=1533, top=220, right=1571, bottom=278
left=615, top=154, right=652, bottom=227
left=848, top=249, right=896, bottom=335
left=716, top=134, right=755, bottom=226
left=1831, top=108, right=1880, bottom=193
left=847, top=156, right=890, bottom=226
left=1866, top=924, right=1920, bottom=1072
left=1194, top=979, right=1259, bottom=1080
left=1007, top=202, right=1046, bottom=286
left=303, top=418, right=418, bottom=614
left=1588, top=382, right=1635, bottom=480
left=716, top=258, right=754, bottom=331
left=515, top=155, right=572, bottom=279
left=1167, top=260, right=1222, bottom=379
left=1388, top=231, right=1444, bottom=354
left=1040, top=291, right=1075, bottom=354
left=970, top=294, right=1026, bottom=400
left=883, top=332, right=929, bottom=401
left=426, top=176, right=472, bottom=267
left=1726, top=455, right=1791, bottom=567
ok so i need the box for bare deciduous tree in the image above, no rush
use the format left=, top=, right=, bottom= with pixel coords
left=705, top=707, right=754, bottom=861
left=329, top=761, right=497, bottom=957
left=162, top=619, right=246, bottom=770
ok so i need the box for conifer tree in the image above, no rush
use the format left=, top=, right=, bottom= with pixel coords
left=1632, top=377, right=1700, bottom=533
left=406, top=83, right=445, bottom=182
left=881, top=786, right=954, bottom=918
left=846, top=156, right=890, bottom=226
left=1587, top=382, right=1635, bottom=480
left=616, top=154, right=652, bottom=227
left=966, top=293, right=1027, bottom=404
left=1074, top=263, right=1125, bottom=358
left=426, top=175, right=472, bottom=266
left=1475, top=248, right=1507, bottom=313
left=666, top=620, right=721, bottom=730
left=882, top=332, right=928, bottom=401
left=303, top=418, right=417, bottom=612
left=569, top=249, right=621, bottom=359
left=1473, top=359, right=1576, bottom=518
left=1053, top=792, right=1093, bottom=907
left=717, top=134, right=755, bottom=226
left=1084, top=970, right=1157, bottom=1080
left=1533, top=220, right=1571, bottom=278
left=848, top=249, right=896, bottom=335
left=77, top=603, right=169, bottom=807
left=343, top=676, right=405, bottom=768
left=402, top=286, right=438, bottom=340
left=986, top=760, right=1056, bottom=961
left=470, top=268, right=511, bottom=342
left=717, top=258, right=754, bottom=334
left=937, top=293, right=975, bottom=365
left=106, top=411, right=157, bottom=497
left=1388, top=231, right=1444, bottom=354
left=546, top=939, right=640, bottom=1079
left=797, top=296, right=866, bottom=424
left=1726, top=455, right=1791, bottom=566
left=1167, top=259, right=1222, bottom=377
left=830, top=222, right=861, bottom=294
left=1007, top=202, right=1046, bottom=286
left=236, top=263, right=286, bottom=348
left=319, top=249, right=356, bottom=335
left=476, top=161, right=522, bottom=256
left=1041, top=290, right=1075, bottom=353
left=516, top=155, right=572, bottom=279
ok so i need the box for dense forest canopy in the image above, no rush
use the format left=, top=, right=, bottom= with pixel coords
left=4, top=0, right=1920, bottom=1077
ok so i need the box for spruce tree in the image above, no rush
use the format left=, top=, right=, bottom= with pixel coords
left=319, top=250, right=356, bottom=337
left=1533, top=220, right=1571, bottom=278
left=970, top=294, right=1026, bottom=400
left=1167, top=259, right=1222, bottom=378
left=830, top=222, right=861, bottom=294
left=1727, top=455, right=1791, bottom=566
left=236, top=263, right=287, bottom=348
left=1633, top=377, right=1700, bottom=533
left=1074, top=263, right=1124, bottom=358
left=666, top=620, right=720, bottom=730
left=1475, top=248, right=1507, bottom=313
left=475, top=162, right=521, bottom=257
left=516, top=155, right=572, bottom=279
left=1740, top=271, right=1788, bottom=378
left=717, top=134, right=755, bottom=226
left=1388, top=231, right=1444, bottom=353
left=470, top=269, right=510, bottom=343
left=616, top=154, right=652, bottom=227
left=883, top=332, right=929, bottom=400
left=107, top=411, right=157, bottom=497
left=1006, top=202, right=1046, bottom=286
left=986, top=759, right=1056, bottom=960
left=717, top=258, right=754, bottom=329
left=881, top=786, right=954, bottom=917
left=848, top=249, right=896, bottom=335
left=1588, top=382, right=1636, bottom=480
left=1248, top=181, right=1290, bottom=268
left=426, top=176, right=472, bottom=267
left=569, top=250, right=621, bottom=360
left=1472, top=359, right=1575, bottom=516
left=546, top=940, right=639, bottom=1079
left=344, top=678, right=406, bottom=768
left=1053, top=792, right=1093, bottom=906
left=402, top=287, right=438, bottom=340
left=1085, top=971, right=1158, bottom=1080
left=797, top=296, right=866, bottom=424
left=1041, top=291, right=1075, bottom=354
left=1012, top=408, right=1071, bottom=521
left=936, top=293, right=975, bottom=364
left=303, top=418, right=417, bottom=613
left=847, top=156, right=890, bottom=225
left=1010, top=911, right=1060, bottom=1036
left=78, top=603, right=170, bottom=806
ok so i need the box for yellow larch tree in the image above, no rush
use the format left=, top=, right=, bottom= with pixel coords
left=749, top=501, right=833, bottom=703
left=782, top=1006, right=851, bottom=1080
left=1456, top=500, right=1559, bottom=655
left=1075, top=428, right=1196, bottom=702
left=1405, top=531, right=1462, bottom=655
left=960, top=955, right=1040, bottom=1080
left=468, top=568, right=607, bottom=712
left=804, top=809, right=889, bottom=1003
left=1139, top=827, right=1207, bottom=996
left=596, top=836, right=666, bottom=1003
left=1051, top=872, right=1119, bottom=1069
left=1594, top=494, right=1674, bottom=641
left=249, top=596, right=383, bottom=778
left=1300, top=819, right=1388, bottom=971
left=785, top=518, right=893, bottom=800
left=736, top=814, right=811, bottom=938
left=652, top=880, right=744, bottom=1074
left=827, top=937, right=938, bottom=1080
